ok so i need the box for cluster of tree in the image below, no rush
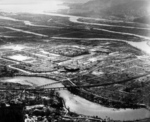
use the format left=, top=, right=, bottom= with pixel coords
left=0, top=103, right=24, bottom=122
left=0, top=66, right=19, bottom=77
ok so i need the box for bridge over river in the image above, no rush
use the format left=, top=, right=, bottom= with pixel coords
left=0, top=71, right=149, bottom=92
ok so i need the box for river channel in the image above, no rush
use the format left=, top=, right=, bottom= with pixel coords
left=1, top=76, right=150, bottom=121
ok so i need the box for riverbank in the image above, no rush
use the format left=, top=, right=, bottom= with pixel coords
left=1, top=76, right=150, bottom=121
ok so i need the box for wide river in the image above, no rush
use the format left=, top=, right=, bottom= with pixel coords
left=1, top=76, right=150, bottom=121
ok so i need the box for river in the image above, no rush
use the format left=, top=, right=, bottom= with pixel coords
left=1, top=12, right=150, bottom=120
left=52, top=37, right=150, bottom=54
left=1, top=14, right=150, bottom=55
left=35, top=12, right=150, bottom=30
left=1, top=76, right=150, bottom=121
left=33, top=12, right=150, bottom=55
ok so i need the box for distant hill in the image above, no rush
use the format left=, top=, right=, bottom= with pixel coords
left=66, top=0, right=149, bottom=21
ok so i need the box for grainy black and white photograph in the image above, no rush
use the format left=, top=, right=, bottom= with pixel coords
left=0, top=0, right=150, bottom=122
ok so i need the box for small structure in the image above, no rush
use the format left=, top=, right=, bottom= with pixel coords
left=64, top=66, right=80, bottom=72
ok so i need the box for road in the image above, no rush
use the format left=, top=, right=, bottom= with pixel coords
left=5, top=27, right=48, bottom=37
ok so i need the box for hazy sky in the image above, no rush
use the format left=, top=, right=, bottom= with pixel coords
left=0, top=0, right=90, bottom=13
left=60, top=0, right=90, bottom=3
left=0, top=0, right=90, bottom=5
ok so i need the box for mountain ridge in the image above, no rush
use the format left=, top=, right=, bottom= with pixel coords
left=65, top=0, right=150, bottom=21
